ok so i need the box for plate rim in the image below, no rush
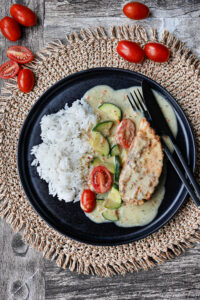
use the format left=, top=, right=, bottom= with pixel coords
left=17, top=67, right=196, bottom=246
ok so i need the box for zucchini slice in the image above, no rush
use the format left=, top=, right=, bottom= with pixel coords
left=92, top=121, right=113, bottom=136
left=90, top=131, right=110, bottom=156
left=102, top=209, right=119, bottom=221
left=98, top=102, right=122, bottom=122
left=114, top=155, right=121, bottom=183
left=91, top=156, right=115, bottom=174
left=104, top=184, right=122, bottom=209
left=110, top=144, right=120, bottom=156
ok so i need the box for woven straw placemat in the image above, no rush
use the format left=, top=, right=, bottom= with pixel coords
left=0, top=25, right=200, bottom=277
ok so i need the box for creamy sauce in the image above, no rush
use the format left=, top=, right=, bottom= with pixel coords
left=116, top=168, right=166, bottom=227
left=84, top=85, right=177, bottom=227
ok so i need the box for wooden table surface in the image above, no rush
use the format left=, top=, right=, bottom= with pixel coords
left=1, top=1, right=200, bottom=299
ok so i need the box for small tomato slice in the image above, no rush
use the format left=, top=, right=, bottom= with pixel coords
left=0, top=16, right=21, bottom=41
left=123, top=2, right=149, bottom=20
left=117, top=40, right=145, bottom=63
left=117, top=119, right=136, bottom=149
left=144, top=43, right=170, bottom=63
left=80, top=189, right=96, bottom=213
left=0, top=60, right=20, bottom=79
left=17, top=69, right=35, bottom=93
left=91, top=166, right=112, bottom=194
left=10, top=4, right=37, bottom=27
left=7, top=46, right=34, bottom=64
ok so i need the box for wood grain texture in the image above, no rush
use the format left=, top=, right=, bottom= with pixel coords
left=1, top=0, right=200, bottom=299
left=0, top=1, right=45, bottom=300
left=44, top=245, right=200, bottom=300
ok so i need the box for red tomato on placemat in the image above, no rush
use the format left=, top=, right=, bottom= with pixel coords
left=0, top=60, right=20, bottom=79
left=117, top=41, right=145, bottom=63
left=17, top=69, right=35, bottom=93
left=144, top=43, right=170, bottom=63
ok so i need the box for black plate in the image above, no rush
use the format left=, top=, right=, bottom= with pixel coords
left=17, top=68, right=196, bottom=246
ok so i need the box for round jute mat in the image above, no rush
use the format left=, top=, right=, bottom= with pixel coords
left=0, top=25, right=200, bottom=277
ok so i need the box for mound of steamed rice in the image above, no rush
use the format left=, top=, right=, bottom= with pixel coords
left=31, top=99, right=97, bottom=202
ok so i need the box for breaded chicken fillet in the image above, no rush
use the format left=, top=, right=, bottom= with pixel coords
left=119, top=118, right=163, bottom=205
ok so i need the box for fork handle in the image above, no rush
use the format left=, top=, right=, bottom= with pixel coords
left=162, top=141, right=200, bottom=206
left=163, top=133, right=200, bottom=200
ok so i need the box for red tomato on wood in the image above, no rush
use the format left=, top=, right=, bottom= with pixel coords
left=117, top=40, right=145, bottom=63
left=7, top=46, right=34, bottom=64
left=81, top=189, right=96, bottom=213
left=10, top=4, right=37, bottom=27
left=90, top=166, right=112, bottom=194
left=123, top=2, right=149, bottom=20
left=117, top=119, right=136, bottom=149
left=0, top=16, right=21, bottom=41
left=17, top=69, right=35, bottom=93
left=144, top=43, right=170, bottom=63
left=0, top=60, right=20, bottom=79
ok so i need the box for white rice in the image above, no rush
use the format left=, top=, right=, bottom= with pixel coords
left=31, top=99, right=97, bottom=202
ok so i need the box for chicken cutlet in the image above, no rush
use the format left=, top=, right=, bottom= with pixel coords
left=119, top=118, right=163, bottom=205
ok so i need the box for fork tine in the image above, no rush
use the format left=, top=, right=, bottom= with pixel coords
left=133, top=91, right=143, bottom=113
left=137, top=89, right=146, bottom=111
left=131, top=92, right=141, bottom=111
left=127, top=94, right=136, bottom=112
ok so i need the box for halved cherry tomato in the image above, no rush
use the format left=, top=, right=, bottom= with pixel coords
left=144, top=43, right=170, bottom=63
left=10, top=4, right=37, bottom=27
left=7, top=46, right=34, bottom=64
left=117, top=40, right=145, bottom=63
left=17, top=69, right=35, bottom=93
left=80, top=189, right=96, bottom=213
left=123, top=2, right=149, bottom=20
left=0, top=60, right=20, bottom=79
left=0, top=16, right=21, bottom=41
left=90, top=166, right=112, bottom=194
left=117, top=119, right=136, bottom=149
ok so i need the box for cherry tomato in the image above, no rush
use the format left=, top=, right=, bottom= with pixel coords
left=0, top=60, right=20, bottom=79
left=90, top=166, right=112, bottom=194
left=123, top=2, right=149, bottom=20
left=10, top=4, right=37, bottom=27
left=80, top=189, right=96, bottom=213
left=17, top=69, right=35, bottom=93
left=0, top=16, right=21, bottom=41
left=117, top=119, right=136, bottom=149
left=7, top=46, right=34, bottom=64
left=144, top=43, right=170, bottom=63
left=117, top=40, right=145, bottom=63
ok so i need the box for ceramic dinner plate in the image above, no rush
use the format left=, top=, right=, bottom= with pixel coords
left=17, top=68, right=196, bottom=246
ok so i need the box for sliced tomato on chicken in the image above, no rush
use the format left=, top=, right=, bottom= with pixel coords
left=90, top=166, right=112, bottom=194
left=117, top=118, right=136, bottom=149
left=0, top=60, right=20, bottom=79
left=7, top=46, right=34, bottom=64
left=80, top=189, right=96, bottom=213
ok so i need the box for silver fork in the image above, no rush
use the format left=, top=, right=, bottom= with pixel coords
left=127, top=89, right=151, bottom=122
left=127, top=89, right=200, bottom=206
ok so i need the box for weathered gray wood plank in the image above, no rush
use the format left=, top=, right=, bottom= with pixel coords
left=0, top=1, right=45, bottom=300
left=46, top=0, right=200, bottom=18
left=0, top=219, right=45, bottom=300
left=44, top=244, right=200, bottom=300
left=1, top=1, right=200, bottom=300
left=44, top=3, right=200, bottom=56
